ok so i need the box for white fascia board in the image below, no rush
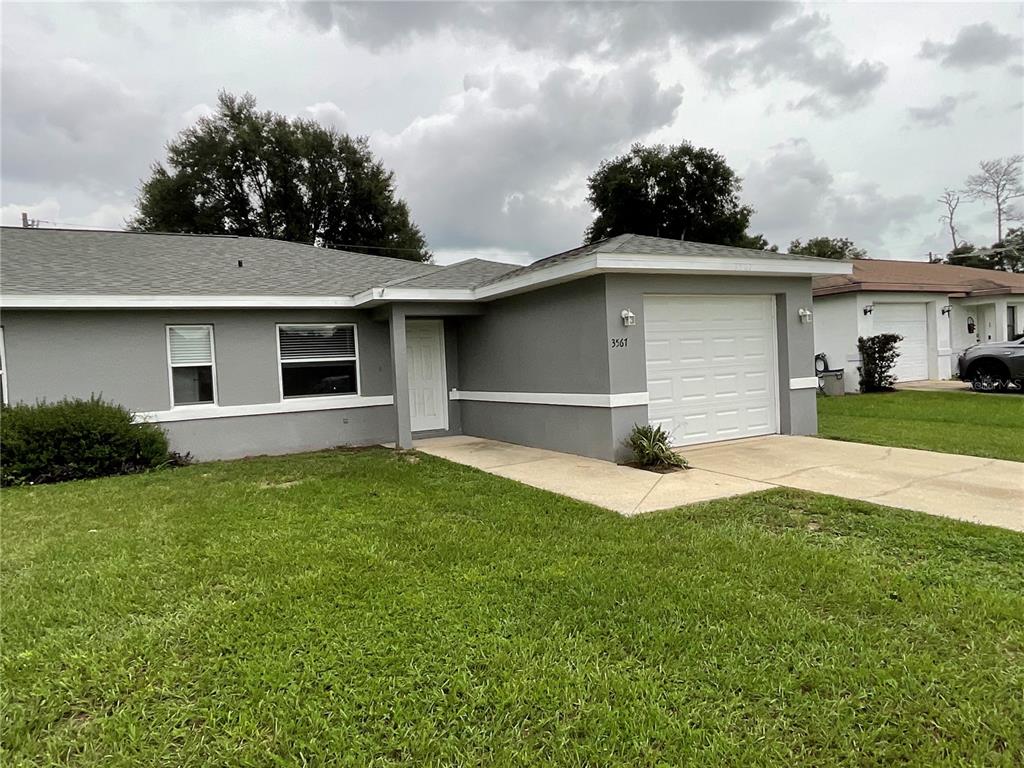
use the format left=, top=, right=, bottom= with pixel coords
left=594, top=253, right=854, bottom=277
left=474, top=256, right=603, bottom=300
left=354, top=287, right=477, bottom=306
left=137, top=394, right=394, bottom=423
left=1, top=294, right=357, bottom=309
left=474, top=252, right=851, bottom=300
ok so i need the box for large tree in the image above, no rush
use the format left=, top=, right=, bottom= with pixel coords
left=964, top=155, right=1023, bottom=243
left=131, top=92, right=430, bottom=261
left=788, top=237, right=867, bottom=260
left=583, top=142, right=767, bottom=248
left=946, top=228, right=1024, bottom=273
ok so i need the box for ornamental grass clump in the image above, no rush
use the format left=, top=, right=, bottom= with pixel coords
left=628, top=423, right=689, bottom=469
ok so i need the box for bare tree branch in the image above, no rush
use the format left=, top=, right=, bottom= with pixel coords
left=964, top=155, right=1024, bottom=241
left=937, top=188, right=961, bottom=251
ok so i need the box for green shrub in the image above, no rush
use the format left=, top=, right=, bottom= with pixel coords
left=0, top=396, right=185, bottom=486
left=627, top=424, right=689, bottom=469
left=857, top=333, right=903, bottom=393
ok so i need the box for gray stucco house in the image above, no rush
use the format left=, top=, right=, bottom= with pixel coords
left=0, top=227, right=850, bottom=462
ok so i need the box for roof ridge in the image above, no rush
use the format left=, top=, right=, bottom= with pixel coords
left=0, top=225, right=240, bottom=239
left=380, top=260, right=457, bottom=288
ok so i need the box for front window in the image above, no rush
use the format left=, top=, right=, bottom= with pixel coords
left=278, top=324, right=358, bottom=398
left=167, top=325, right=216, bottom=406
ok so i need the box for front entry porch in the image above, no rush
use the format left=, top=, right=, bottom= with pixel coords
left=385, top=303, right=481, bottom=450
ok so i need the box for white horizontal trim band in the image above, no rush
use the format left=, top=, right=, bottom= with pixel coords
left=2, top=252, right=851, bottom=308
left=449, top=389, right=649, bottom=408
left=790, top=377, right=819, bottom=390
left=137, top=394, right=394, bottom=423
left=1, top=294, right=359, bottom=309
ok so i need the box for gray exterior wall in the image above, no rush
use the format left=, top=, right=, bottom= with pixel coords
left=456, top=273, right=818, bottom=462
left=457, top=276, right=611, bottom=393
left=163, top=407, right=394, bottom=461
left=1, top=309, right=393, bottom=409
left=456, top=277, right=623, bottom=460
left=0, top=308, right=458, bottom=460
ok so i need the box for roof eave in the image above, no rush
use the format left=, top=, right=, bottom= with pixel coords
left=813, top=282, right=1023, bottom=298
left=476, top=252, right=851, bottom=300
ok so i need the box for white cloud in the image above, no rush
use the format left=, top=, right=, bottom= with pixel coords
left=1, top=0, right=1021, bottom=264
left=305, top=101, right=347, bottom=133
left=744, top=139, right=928, bottom=257
left=919, top=22, right=1022, bottom=70
left=704, top=13, right=887, bottom=117
left=0, top=197, right=133, bottom=230
left=376, top=61, right=683, bottom=257
left=1, top=58, right=163, bottom=191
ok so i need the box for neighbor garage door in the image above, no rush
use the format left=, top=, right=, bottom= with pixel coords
left=872, top=303, right=929, bottom=381
left=645, top=295, right=779, bottom=447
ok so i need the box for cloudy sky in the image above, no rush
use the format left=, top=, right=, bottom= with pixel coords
left=2, top=1, right=1022, bottom=264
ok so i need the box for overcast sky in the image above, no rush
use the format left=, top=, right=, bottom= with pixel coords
left=2, top=1, right=1022, bottom=264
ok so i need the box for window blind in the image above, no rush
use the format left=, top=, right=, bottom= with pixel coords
left=279, top=325, right=356, bottom=360
left=168, top=326, right=213, bottom=366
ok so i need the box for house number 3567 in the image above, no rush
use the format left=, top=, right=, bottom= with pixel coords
left=611, top=337, right=628, bottom=349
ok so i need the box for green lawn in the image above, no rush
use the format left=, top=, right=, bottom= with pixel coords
left=818, top=390, right=1024, bottom=462
left=3, top=450, right=1023, bottom=766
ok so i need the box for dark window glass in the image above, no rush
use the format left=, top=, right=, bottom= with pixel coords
left=172, top=365, right=214, bottom=405
left=282, top=360, right=357, bottom=397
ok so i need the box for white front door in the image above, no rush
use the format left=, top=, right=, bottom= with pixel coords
left=406, top=320, right=448, bottom=432
left=873, top=303, right=929, bottom=381
left=644, top=295, right=779, bottom=447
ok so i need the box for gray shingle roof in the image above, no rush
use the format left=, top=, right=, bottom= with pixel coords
left=2, top=228, right=838, bottom=301
left=0, top=227, right=437, bottom=296
left=479, top=233, right=838, bottom=286
left=383, top=258, right=519, bottom=290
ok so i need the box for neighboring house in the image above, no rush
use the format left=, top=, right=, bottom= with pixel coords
left=0, top=227, right=849, bottom=462
left=813, top=260, right=1024, bottom=392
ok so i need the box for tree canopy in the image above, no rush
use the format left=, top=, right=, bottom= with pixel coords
left=130, top=92, right=430, bottom=261
left=583, top=142, right=768, bottom=248
left=788, top=237, right=867, bottom=260
left=946, top=227, right=1024, bottom=273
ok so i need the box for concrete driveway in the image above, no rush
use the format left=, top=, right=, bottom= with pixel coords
left=415, top=435, right=1024, bottom=532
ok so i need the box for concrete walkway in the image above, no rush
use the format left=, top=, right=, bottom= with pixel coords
left=895, top=379, right=973, bottom=393
left=894, top=379, right=1022, bottom=395
left=414, top=435, right=1024, bottom=532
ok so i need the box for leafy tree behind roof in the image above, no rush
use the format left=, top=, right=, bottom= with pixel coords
left=946, top=227, right=1024, bottom=273
left=130, top=92, right=430, bottom=261
left=583, top=142, right=769, bottom=249
left=788, top=237, right=867, bottom=260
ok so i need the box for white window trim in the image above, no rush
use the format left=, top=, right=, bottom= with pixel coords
left=276, top=322, right=360, bottom=401
left=166, top=324, right=218, bottom=409
left=0, top=326, right=7, bottom=406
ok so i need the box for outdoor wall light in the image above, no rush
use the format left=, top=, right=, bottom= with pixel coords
left=863, top=304, right=874, bottom=316
left=620, top=309, right=636, bottom=327
left=798, top=308, right=813, bottom=324
left=941, top=305, right=953, bottom=315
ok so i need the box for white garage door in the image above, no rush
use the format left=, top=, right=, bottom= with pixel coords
left=645, top=295, right=779, bottom=447
left=873, top=303, right=929, bottom=381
